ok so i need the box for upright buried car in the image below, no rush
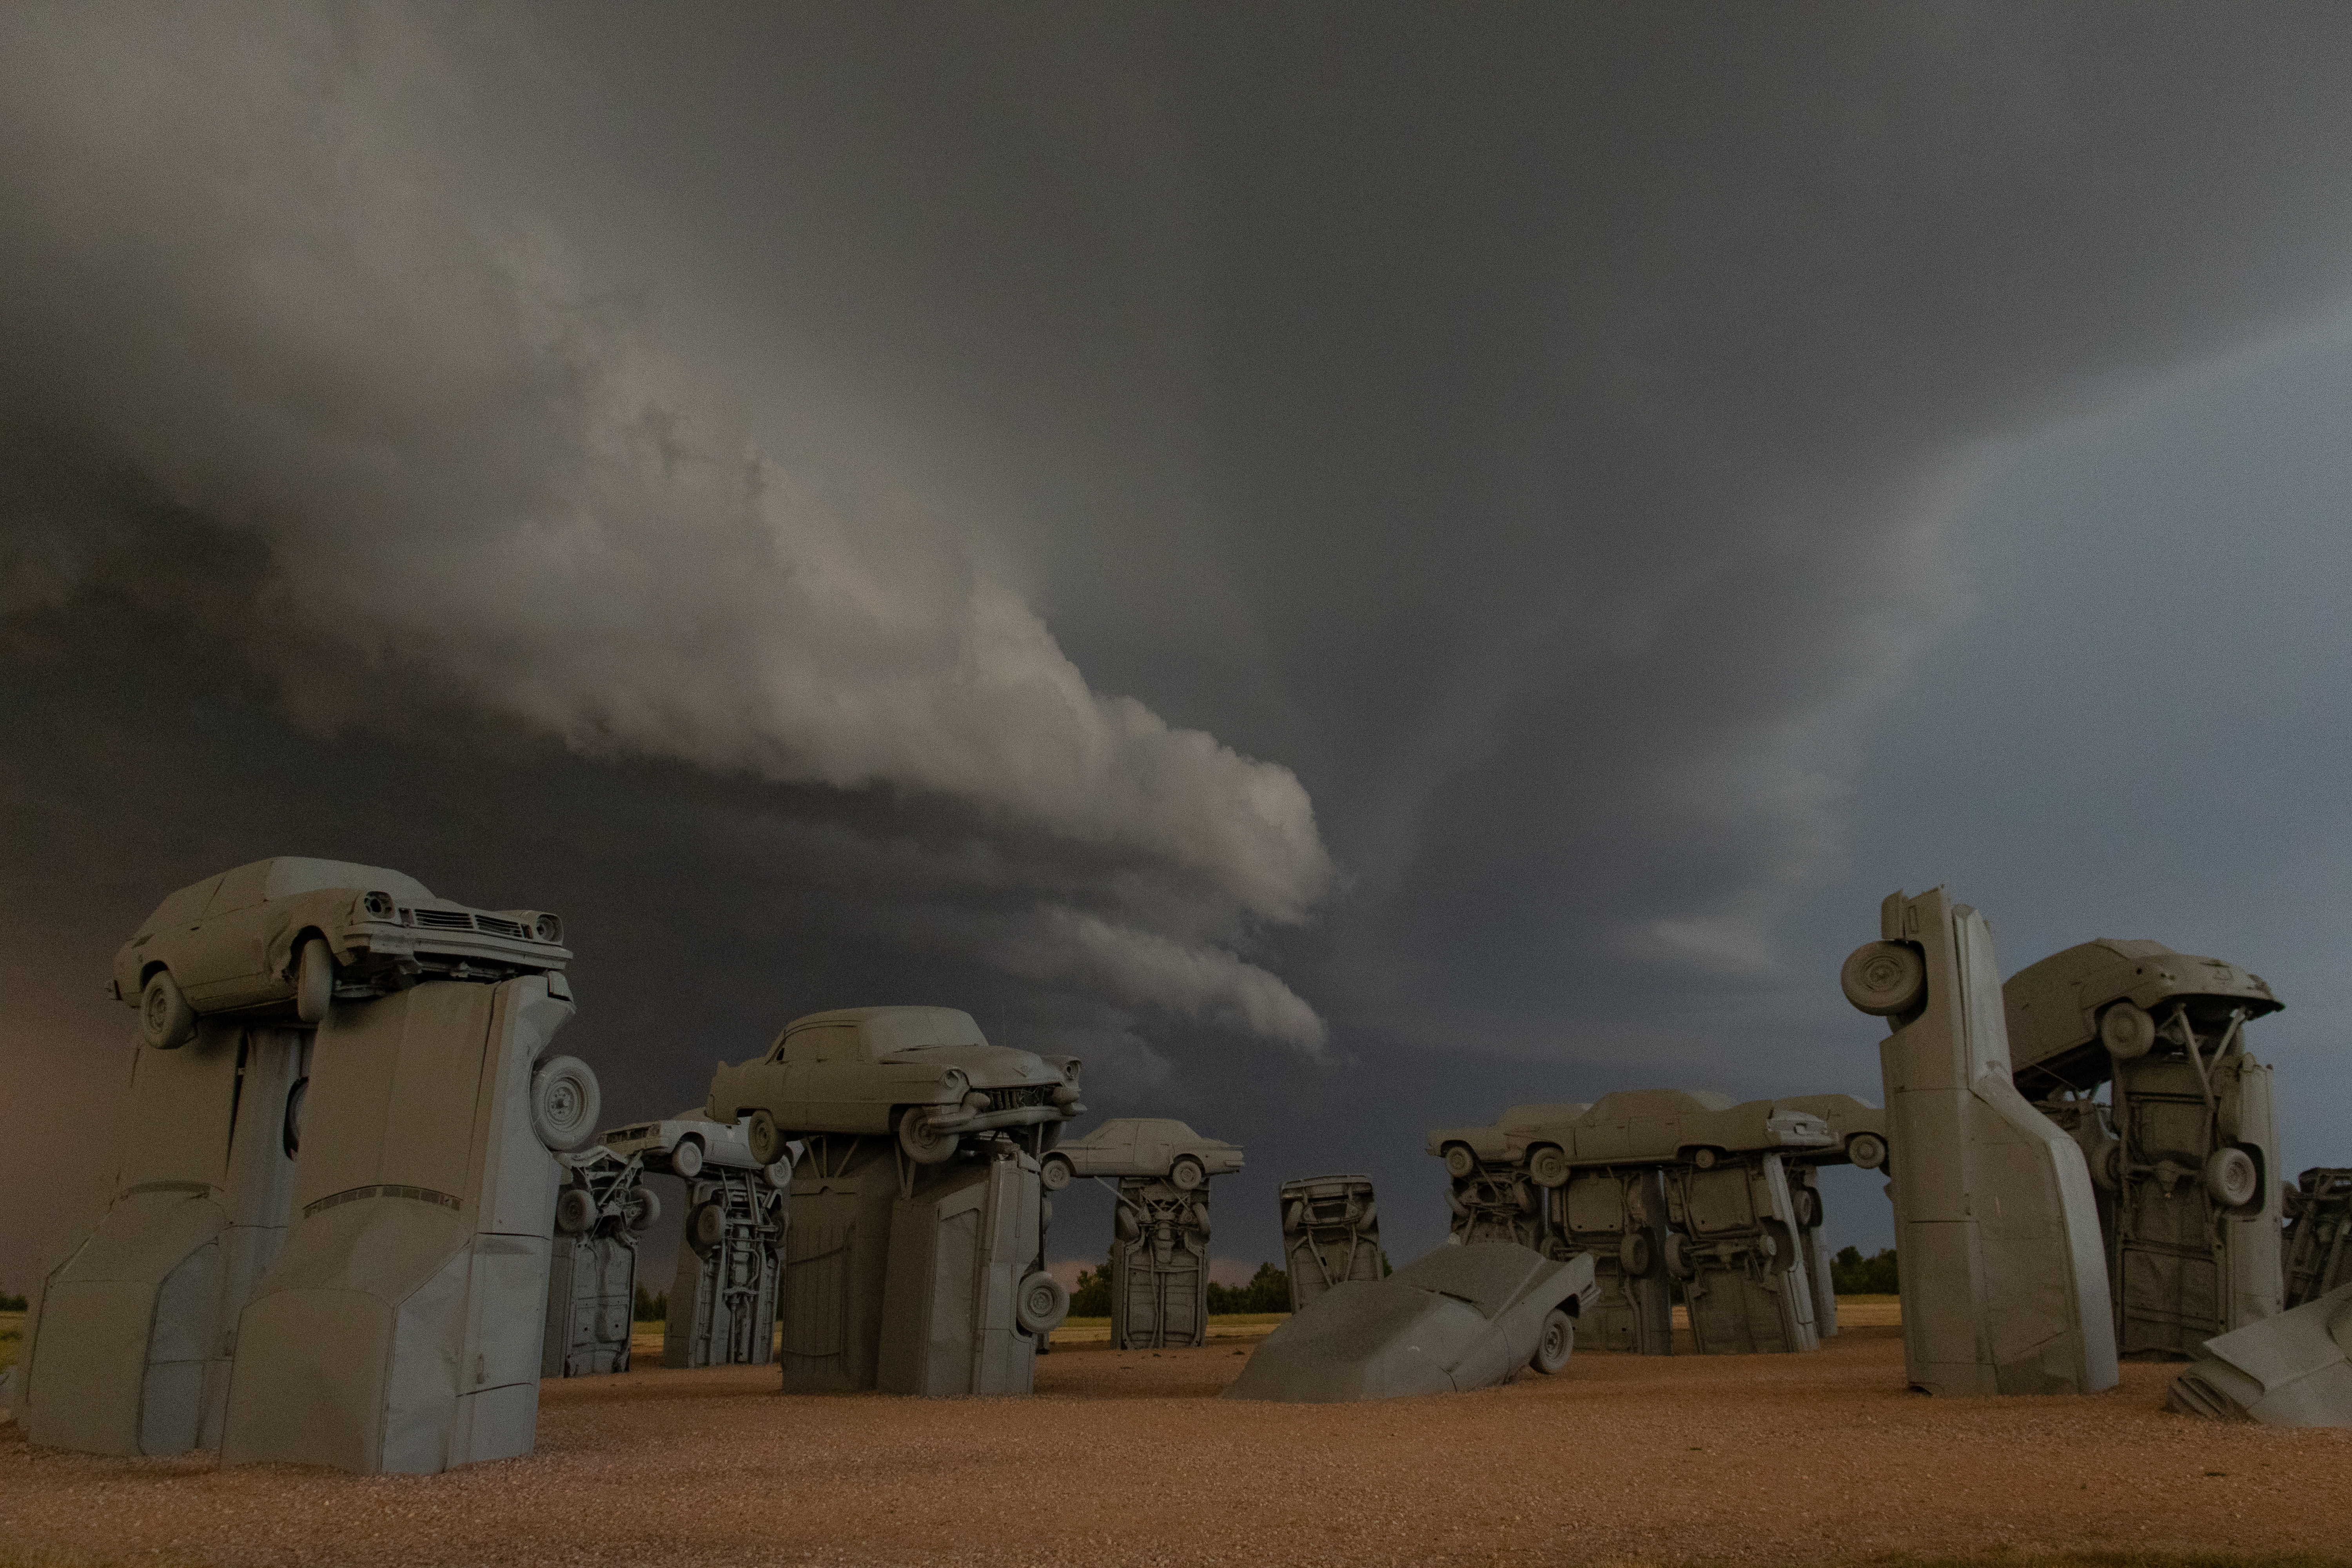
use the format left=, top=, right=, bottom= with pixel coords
left=1037, top=1117, right=1243, bottom=1192
left=111, top=856, right=571, bottom=1048
left=706, top=1006, right=1083, bottom=1165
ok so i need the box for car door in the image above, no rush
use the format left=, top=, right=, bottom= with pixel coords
left=181, top=863, right=280, bottom=1009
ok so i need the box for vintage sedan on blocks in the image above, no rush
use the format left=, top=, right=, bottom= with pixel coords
left=110, top=856, right=571, bottom=1049
left=600, top=1114, right=781, bottom=1182
left=1036, top=1117, right=1243, bottom=1192
left=706, top=1005, right=1084, bottom=1167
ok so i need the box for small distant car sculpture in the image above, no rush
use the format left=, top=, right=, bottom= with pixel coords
left=1427, top=1091, right=1832, bottom=1189
left=601, top=1114, right=781, bottom=1183
left=707, top=1005, right=1083, bottom=1166
left=109, top=856, right=570, bottom=1049
left=1037, top=1117, right=1243, bottom=1192
left=1224, top=1241, right=1600, bottom=1403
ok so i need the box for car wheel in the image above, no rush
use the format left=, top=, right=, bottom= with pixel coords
left=1443, top=1143, right=1477, bottom=1180
left=1355, top=1200, right=1377, bottom=1232
left=1759, top=1219, right=1797, bottom=1272
left=140, top=969, right=196, bottom=1050
left=2092, top=1140, right=2124, bottom=1193
left=624, top=1185, right=662, bottom=1233
left=669, top=1135, right=706, bottom=1180
left=1114, top=1205, right=1140, bottom=1241
left=746, top=1109, right=788, bottom=1167
left=2101, top=1003, right=2157, bottom=1061
left=1445, top=1184, right=1470, bottom=1218
left=1189, top=1203, right=1212, bottom=1239
left=1283, top=1199, right=1306, bottom=1234
left=1791, top=1186, right=1822, bottom=1229
left=1530, top=1308, right=1574, bottom=1375
left=1170, top=1154, right=1207, bottom=1191
left=1691, top=1147, right=1720, bottom=1171
left=1618, top=1230, right=1653, bottom=1278
left=690, top=1202, right=727, bottom=1253
left=1039, top=1151, right=1074, bottom=1192
left=897, top=1108, right=959, bottom=1165
left=1528, top=1145, right=1570, bottom=1189
left=556, top=1187, right=598, bottom=1234
left=294, top=936, right=335, bottom=1025
left=1841, top=941, right=1927, bottom=1016
left=1664, top=1232, right=1694, bottom=1281
left=1846, top=1131, right=1888, bottom=1171
left=529, top=1055, right=602, bottom=1152
left=2205, top=1147, right=2259, bottom=1209
left=1016, top=1270, right=1071, bottom=1335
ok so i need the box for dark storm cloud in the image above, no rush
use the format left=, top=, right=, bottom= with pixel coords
left=9, top=4, right=2352, bottom=1283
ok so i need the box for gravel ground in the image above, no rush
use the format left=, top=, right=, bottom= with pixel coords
left=4, top=1323, right=2347, bottom=1568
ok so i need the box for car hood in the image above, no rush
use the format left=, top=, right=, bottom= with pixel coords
left=878, top=1042, right=1065, bottom=1086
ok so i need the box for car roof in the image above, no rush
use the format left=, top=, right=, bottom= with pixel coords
left=781, top=1006, right=988, bottom=1053
left=138, top=857, right=436, bottom=933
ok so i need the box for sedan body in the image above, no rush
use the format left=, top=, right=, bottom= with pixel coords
left=1039, top=1118, right=1243, bottom=1190
left=706, top=1006, right=1082, bottom=1152
left=112, top=856, right=570, bottom=1020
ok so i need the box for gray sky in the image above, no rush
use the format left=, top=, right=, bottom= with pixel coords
left=8, top=3, right=2352, bottom=1291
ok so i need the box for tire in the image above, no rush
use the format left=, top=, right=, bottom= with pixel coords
left=1356, top=1200, right=1377, bottom=1232
left=1445, top=1185, right=1470, bottom=1218
left=897, top=1108, right=959, bottom=1165
left=555, top=1187, right=598, bottom=1234
left=1791, top=1187, right=1822, bottom=1229
left=746, top=1109, right=788, bottom=1167
left=671, top=1135, right=706, bottom=1180
left=1528, top=1145, right=1570, bottom=1189
left=2101, top=1003, right=2156, bottom=1061
left=1841, top=941, right=1927, bottom=1016
left=1513, top=1179, right=1539, bottom=1216
left=2204, top=1146, right=2259, bottom=1209
left=1016, top=1270, right=1071, bottom=1335
left=140, top=969, right=197, bottom=1050
left=1619, top=1230, right=1653, bottom=1278
left=1189, top=1203, right=1212, bottom=1239
left=1039, top=1152, right=1074, bottom=1192
left=1846, top=1131, right=1888, bottom=1171
left=1170, top=1154, right=1207, bottom=1191
left=1691, top=1147, right=1720, bottom=1171
left=624, top=1185, right=662, bottom=1233
left=1114, top=1205, right=1140, bottom=1241
left=1664, top=1232, right=1694, bottom=1281
left=690, top=1202, right=726, bottom=1253
left=1282, top=1199, right=1306, bottom=1234
left=1529, top=1308, right=1574, bottom=1375
left=2090, top=1140, right=2124, bottom=1193
left=1759, top=1220, right=1796, bottom=1272
left=1443, top=1143, right=1477, bottom=1180
left=294, top=937, right=335, bottom=1025
left=529, top=1056, right=601, bottom=1152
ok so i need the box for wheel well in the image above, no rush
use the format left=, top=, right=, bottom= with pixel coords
left=284, top=926, right=330, bottom=977
left=139, top=959, right=171, bottom=987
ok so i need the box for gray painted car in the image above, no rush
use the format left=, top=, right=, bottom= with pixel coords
left=1037, top=1117, right=1243, bottom=1192
left=707, top=1005, right=1083, bottom=1167
left=600, top=1114, right=783, bottom=1182
left=1223, top=1242, right=1599, bottom=1403
left=110, top=856, right=570, bottom=1048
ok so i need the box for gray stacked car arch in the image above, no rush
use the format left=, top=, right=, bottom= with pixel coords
left=2004, top=938, right=2283, bottom=1357
left=1428, top=1090, right=1886, bottom=1356
left=17, top=861, right=599, bottom=1473
left=1111, top=1173, right=1214, bottom=1349
left=1840, top=887, right=2117, bottom=1396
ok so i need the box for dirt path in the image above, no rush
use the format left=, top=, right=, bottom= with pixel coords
left=4, top=1325, right=2345, bottom=1567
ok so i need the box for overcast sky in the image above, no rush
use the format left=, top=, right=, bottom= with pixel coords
left=9, top=4, right=2352, bottom=1293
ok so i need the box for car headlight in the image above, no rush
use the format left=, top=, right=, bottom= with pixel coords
left=531, top=912, right=563, bottom=944
left=940, top=1069, right=969, bottom=1098
left=361, top=890, right=397, bottom=918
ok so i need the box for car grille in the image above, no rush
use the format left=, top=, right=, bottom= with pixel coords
left=986, top=1086, right=1049, bottom=1113
left=474, top=915, right=528, bottom=939
left=409, top=908, right=536, bottom=941
left=412, top=909, right=476, bottom=931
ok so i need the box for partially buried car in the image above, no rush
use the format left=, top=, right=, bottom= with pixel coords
left=1037, top=1117, right=1243, bottom=1192
left=111, top=856, right=572, bottom=1049
left=706, top=1005, right=1083, bottom=1167
left=1224, top=1241, right=1600, bottom=1403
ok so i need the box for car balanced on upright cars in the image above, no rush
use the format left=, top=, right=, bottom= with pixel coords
left=706, top=1006, right=1085, bottom=1167
left=111, top=855, right=573, bottom=1049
